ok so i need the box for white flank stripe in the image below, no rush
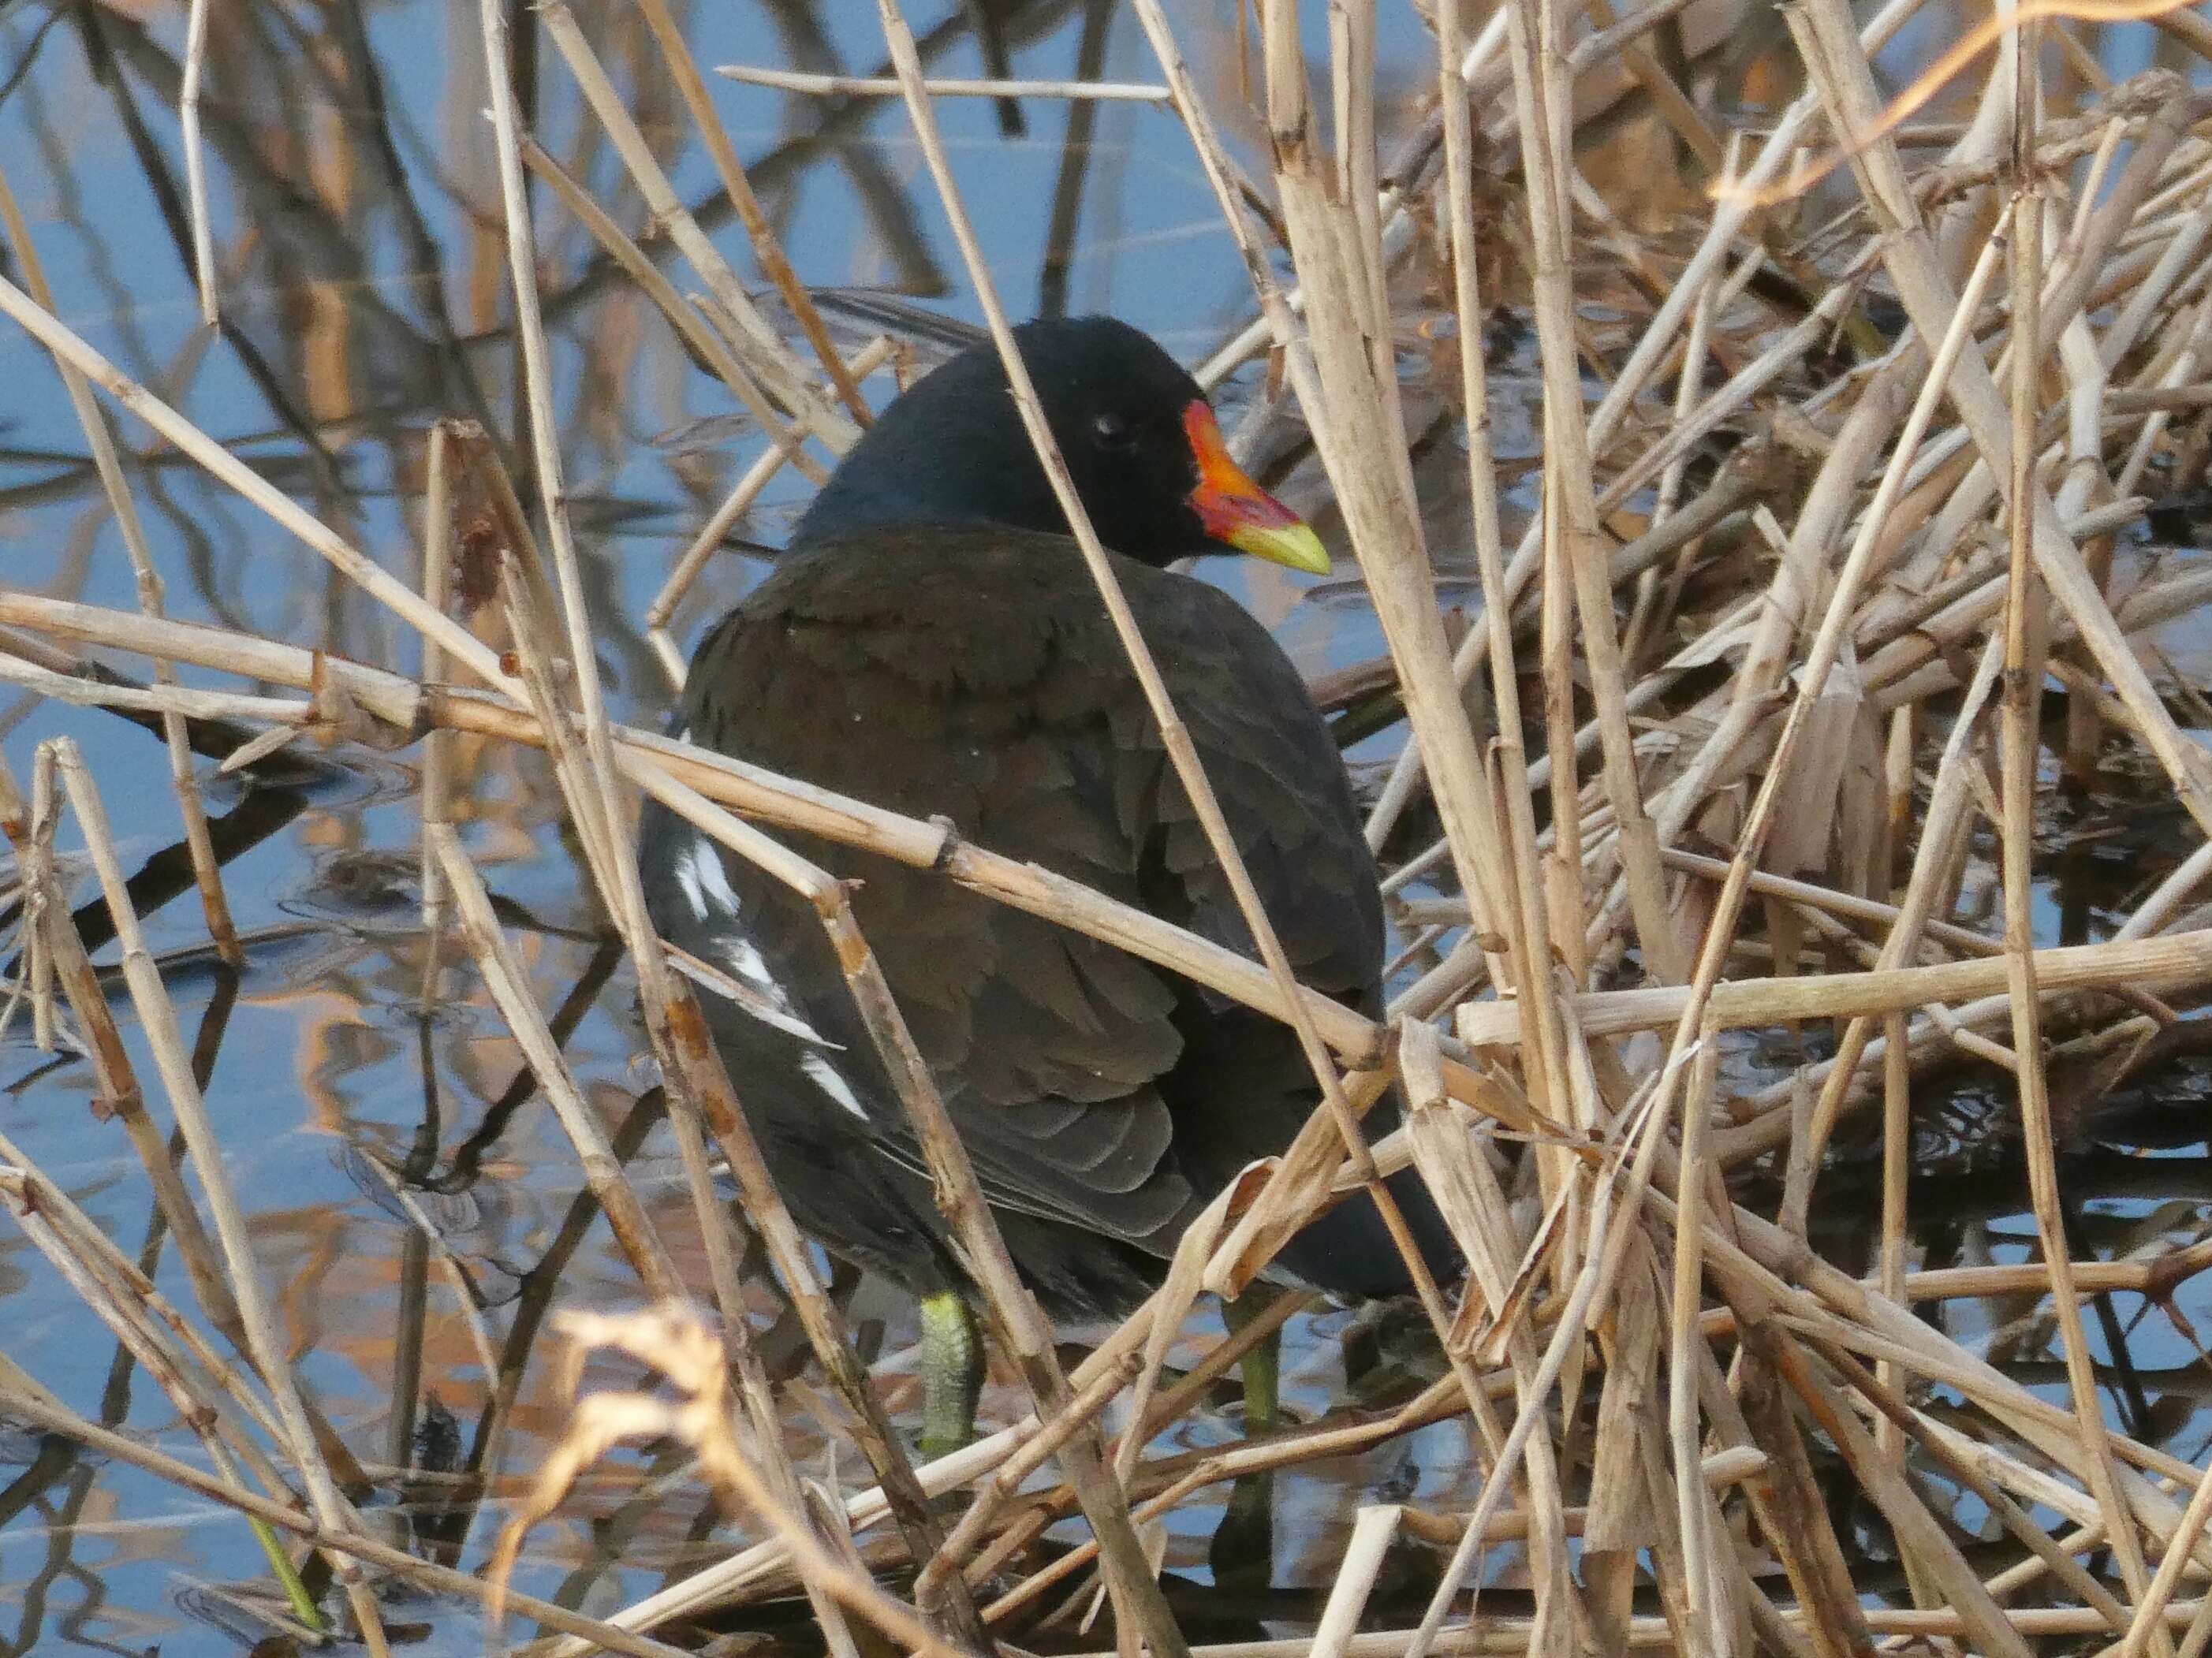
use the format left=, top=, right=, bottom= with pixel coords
left=672, top=839, right=712, bottom=923
left=801, top=1052, right=868, bottom=1120
left=671, top=833, right=835, bottom=1049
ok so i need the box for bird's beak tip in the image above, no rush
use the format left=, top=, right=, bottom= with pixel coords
left=1183, top=401, right=1330, bottom=577
left=1224, top=519, right=1332, bottom=575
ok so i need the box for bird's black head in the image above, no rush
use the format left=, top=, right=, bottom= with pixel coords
left=791, top=316, right=1327, bottom=574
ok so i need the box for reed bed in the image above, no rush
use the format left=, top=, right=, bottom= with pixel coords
left=6, top=2, right=2212, bottom=1656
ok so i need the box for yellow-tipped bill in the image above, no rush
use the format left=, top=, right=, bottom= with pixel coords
left=1182, top=401, right=1331, bottom=575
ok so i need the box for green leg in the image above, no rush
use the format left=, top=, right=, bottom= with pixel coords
left=918, top=1291, right=983, bottom=1461
left=1223, top=1292, right=1281, bottom=1436
left=1214, top=1295, right=1280, bottom=1589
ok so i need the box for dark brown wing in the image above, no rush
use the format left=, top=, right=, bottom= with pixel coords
left=666, top=526, right=1382, bottom=1252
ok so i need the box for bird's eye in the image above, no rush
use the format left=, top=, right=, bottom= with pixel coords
left=1091, top=412, right=1134, bottom=449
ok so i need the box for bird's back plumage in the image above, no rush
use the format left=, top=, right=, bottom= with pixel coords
left=642, top=318, right=1457, bottom=1316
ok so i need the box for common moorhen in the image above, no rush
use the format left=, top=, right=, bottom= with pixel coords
left=641, top=317, right=1456, bottom=1451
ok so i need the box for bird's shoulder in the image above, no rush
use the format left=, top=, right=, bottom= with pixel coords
left=678, top=527, right=1381, bottom=999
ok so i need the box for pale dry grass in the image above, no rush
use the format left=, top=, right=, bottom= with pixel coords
left=4, top=2, right=2212, bottom=1656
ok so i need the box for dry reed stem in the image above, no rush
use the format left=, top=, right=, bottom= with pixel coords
left=1248, top=3, right=1525, bottom=974
left=1458, top=928, right=2212, bottom=1043
left=534, top=2, right=853, bottom=455
left=926, top=1351, right=1146, bottom=1599
left=632, top=0, right=872, bottom=425
left=1108, top=1179, right=1250, bottom=1492
left=15, top=3, right=2212, bottom=1650
left=646, top=440, right=794, bottom=643
left=1498, top=0, right=1680, bottom=985
left=466, top=117, right=988, bottom=1624
left=514, top=131, right=827, bottom=487
left=1307, top=1505, right=1404, bottom=1658
left=1999, top=151, right=2165, bottom=1641
left=0, top=166, right=240, bottom=968
left=488, top=1306, right=967, bottom=1658
left=0, top=1377, right=694, bottom=1658
left=490, top=20, right=737, bottom=1265
left=878, top=0, right=1389, bottom=1295
left=47, top=742, right=394, bottom=1656
left=416, top=420, right=454, bottom=1002
left=17, top=736, right=54, bottom=1052
left=1666, top=1024, right=1727, bottom=1656
left=1433, top=0, right=1572, bottom=1141
left=1637, top=848, right=1999, bottom=955
left=429, top=826, right=682, bottom=1297
left=177, top=0, right=215, bottom=327
left=715, top=64, right=1171, bottom=101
